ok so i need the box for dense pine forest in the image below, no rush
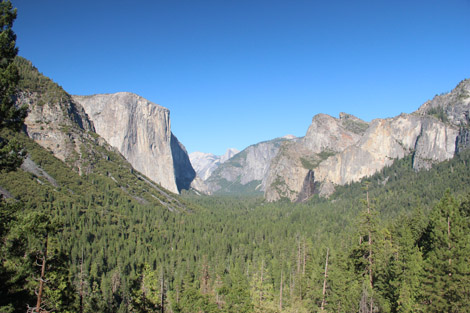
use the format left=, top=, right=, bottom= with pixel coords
left=2, top=1, right=470, bottom=312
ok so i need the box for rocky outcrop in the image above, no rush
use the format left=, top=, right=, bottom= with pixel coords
left=416, top=79, right=470, bottom=126
left=14, top=57, right=195, bottom=211
left=18, top=89, right=99, bottom=174
left=314, top=114, right=457, bottom=189
left=456, top=128, right=470, bottom=153
left=203, top=136, right=296, bottom=195
left=189, top=148, right=239, bottom=181
left=302, top=113, right=367, bottom=154
left=190, top=152, right=220, bottom=181
left=265, top=79, right=469, bottom=202
left=264, top=142, right=313, bottom=201
left=74, top=92, right=194, bottom=194
left=265, top=113, right=368, bottom=201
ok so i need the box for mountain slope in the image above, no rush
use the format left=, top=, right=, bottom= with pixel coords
left=13, top=57, right=189, bottom=204
left=14, top=57, right=96, bottom=175
left=265, top=113, right=368, bottom=201
left=203, top=136, right=297, bottom=195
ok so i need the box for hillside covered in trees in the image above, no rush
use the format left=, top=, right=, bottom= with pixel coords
left=3, top=119, right=470, bottom=312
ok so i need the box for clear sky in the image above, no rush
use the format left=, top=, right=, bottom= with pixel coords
left=11, top=0, right=470, bottom=156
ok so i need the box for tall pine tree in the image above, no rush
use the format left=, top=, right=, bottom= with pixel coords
left=421, top=192, right=470, bottom=311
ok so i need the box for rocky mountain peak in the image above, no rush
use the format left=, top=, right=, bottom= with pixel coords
left=302, top=113, right=367, bottom=154
left=189, top=148, right=239, bottom=182
left=416, top=78, right=470, bottom=126
left=220, top=148, right=240, bottom=163
left=282, top=134, right=297, bottom=140
left=265, top=78, right=468, bottom=202
left=14, top=57, right=98, bottom=174
left=74, top=92, right=194, bottom=194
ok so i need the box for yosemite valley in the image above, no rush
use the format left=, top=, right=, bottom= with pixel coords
left=2, top=1, right=470, bottom=312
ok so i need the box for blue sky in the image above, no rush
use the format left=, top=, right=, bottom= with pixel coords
left=11, top=0, right=470, bottom=155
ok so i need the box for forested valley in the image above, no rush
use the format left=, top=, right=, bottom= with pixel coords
left=0, top=125, right=470, bottom=312
left=2, top=1, right=470, bottom=312
left=3, top=120, right=470, bottom=312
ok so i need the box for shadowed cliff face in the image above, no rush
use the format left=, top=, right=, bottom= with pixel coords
left=171, top=133, right=196, bottom=192
left=74, top=92, right=195, bottom=194
left=265, top=79, right=470, bottom=202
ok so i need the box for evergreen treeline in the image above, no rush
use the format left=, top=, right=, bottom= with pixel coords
left=2, top=128, right=470, bottom=312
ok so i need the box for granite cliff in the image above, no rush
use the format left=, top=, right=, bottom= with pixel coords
left=14, top=58, right=99, bottom=174
left=73, top=93, right=195, bottom=193
left=201, top=136, right=296, bottom=195
left=12, top=57, right=190, bottom=213
left=265, top=79, right=470, bottom=202
left=19, top=90, right=95, bottom=172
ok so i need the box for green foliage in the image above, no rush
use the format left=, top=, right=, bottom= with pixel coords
left=300, top=150, right=336, bottom=170
left=342, top=117, right=369, bottom=134
left=426, top=106, right=449, bottom=123
left=3, top=126, right=470, bottom=312
left=223, top=265, right=253, bottom=313
left=0, top=129, right=25, bottom=171
left=388, top=211, right=425, bottom=312
left=0, top=1, right=27, bottom=131
left=14, top=56, right=70, bottom=106
left=419, top=191, right=470, bottom=312
left=212, top=178, right=263, bottom=196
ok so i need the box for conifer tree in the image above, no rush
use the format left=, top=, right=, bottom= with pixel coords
left=250, top=260, right=276, bottom=313
left=389, top=214, right=424, bottom=312
left=421, top=192, right=470, bottom=311
left=0, top=0, right=26, bottom=128
left=223, top=265, right=253, bottom=313
left=0, top=0, right=27, bottom=169
left=0, top=2, right=29, bottom=312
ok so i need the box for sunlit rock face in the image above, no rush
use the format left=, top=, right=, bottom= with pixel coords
left=19, top=90, right=97, bottom=174
left=265, top=113, right=368, bottom=201
left=201, top=137, right=296, bottom=195
left=265, top=79, right=470, bottom=202
left=74, top=92, right=195, bottom=193
left=313, top=114, right=457, bottom=189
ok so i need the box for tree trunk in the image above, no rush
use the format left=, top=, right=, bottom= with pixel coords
left=302, top=239, right=306, bottom=276
left=321, top=247, right=329, bottom=311
left=448, top=216, right=452, bottom=268
left=367, top=187, right=373, bottom=313
left=260, top=260, right=264, bottom=306
left=79, top=249, right=84, bottom=313
left=36, top=233, right=48, bottom=313
left=279, top=271, right=283, bottom=312
left=160, top=270, right=165, bottom=313
left=297, top=238, right=301, bottom=274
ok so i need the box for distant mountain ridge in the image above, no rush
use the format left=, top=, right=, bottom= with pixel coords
left=190, top=79, right=470, bottom=202
left=16, top=55, right=469, bottom=202
left=265, top=79, right=470, bottom=201
left=197, top=136, right=298, bottom=195
left=189, top=148, right=239, bottom=181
